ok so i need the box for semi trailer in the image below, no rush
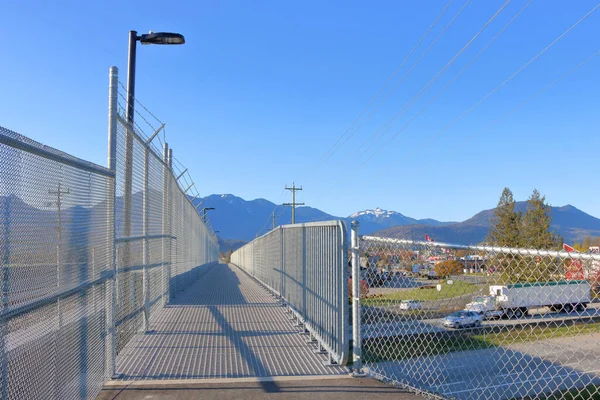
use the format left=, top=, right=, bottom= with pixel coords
left=465, top=280, right=591, bottom=319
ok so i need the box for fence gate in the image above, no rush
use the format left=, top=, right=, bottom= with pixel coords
left=351, top=223, right=600, bottom=400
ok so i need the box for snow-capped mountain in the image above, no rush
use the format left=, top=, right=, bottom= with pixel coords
left=191, top=194, right=338, bottom=242
left=194, top=196, right=448, bottom=243
left=347, top=207, right=449, bottom=234
left=349, top=207, right=413, bottom=223
left=186, top=194, right=600, bottom=246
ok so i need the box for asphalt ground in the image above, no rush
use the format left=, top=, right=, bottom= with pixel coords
left=367, top=332, right=600, bottom=400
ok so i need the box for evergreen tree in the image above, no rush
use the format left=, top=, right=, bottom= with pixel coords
left=487, top=187, right=521, bottom=247
left=519, top=189, right=562, bottom=282
left=521, top=189, right=562, bottom=250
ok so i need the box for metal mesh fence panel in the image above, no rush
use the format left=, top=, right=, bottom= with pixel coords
left=114, top=117, right=218, bottom=353
left=231, top=221, right=350, bottom=365
left=357, top=234, right=600, bottom=400
left=0, top=125, right=114, bottom=400
left=0, top=68, right=220, bottom=397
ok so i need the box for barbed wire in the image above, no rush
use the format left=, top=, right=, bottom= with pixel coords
left=115, top=86, right=208, bottom=227
left=448, top=48, right=600, bottom=153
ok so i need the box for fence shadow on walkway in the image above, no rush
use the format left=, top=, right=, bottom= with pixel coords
left=114, top=264, right=353, bottom=393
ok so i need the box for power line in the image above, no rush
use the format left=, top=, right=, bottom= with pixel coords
left=449, top=48, right=600, bottom=153
left=316, top=0, right=455, bottom=164
left=394, top=1, right=600, bottom=163
left=255, top=187, right=288, bottom=237
left=362, top=0, right=525, bottom=163
left=359, top=0, right=513, bottom=164
left=348, top=0, right=475, bottom=159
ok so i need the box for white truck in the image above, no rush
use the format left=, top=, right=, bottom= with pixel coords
left=465, top=280, right=591, bottom=319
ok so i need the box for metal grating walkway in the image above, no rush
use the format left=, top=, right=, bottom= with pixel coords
left=114, top=263, right=348, bottom=380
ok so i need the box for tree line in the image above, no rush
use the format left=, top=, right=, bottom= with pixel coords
left=486, top=187, right=563, bottom=283
left=573, top=236, right=600, bottom=252
left=487, top=187, right=562, bottom=250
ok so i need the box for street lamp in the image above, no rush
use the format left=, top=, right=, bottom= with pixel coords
left=122, top=30, right=185, bottom=326
left=123, top=29, right=185, bottom=241
left=126, top=30, right=185, bottom=124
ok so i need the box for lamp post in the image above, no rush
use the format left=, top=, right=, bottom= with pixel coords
left=122, top=30, right=185, bottom=331
left=126, top=30, right=185, bottom=124
left=124, top=31, right=185, bottom=224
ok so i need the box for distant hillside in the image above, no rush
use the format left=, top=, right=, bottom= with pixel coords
left=192, top=194, right=600, bottom=244
left=372, top=224, right=489, bottom=245
left=218, top=238, right=247, bottom=253
left=348, top=208, right=449, bottom=234
left=373, top=202, right=600, bottom=245
left=191, top=194, right=338, bottom=241
left=193, top=194, right=452, bottom=241
left=4, top=191, right=600, bottom=248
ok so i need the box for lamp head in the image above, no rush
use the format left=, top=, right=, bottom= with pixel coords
left=139, top=31, right=185, bottom=45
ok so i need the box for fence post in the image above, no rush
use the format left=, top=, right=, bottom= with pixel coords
left=280, top=226, right=284, bottom=299
left=142, top=140, right=150, bottom=332
left=351, top=221, right=365, bottom=376
left=1, top=197, right=10, bottom=400
left=106, top=65, right=118, bottom=379
left=162, top=143, right=170, bottom=305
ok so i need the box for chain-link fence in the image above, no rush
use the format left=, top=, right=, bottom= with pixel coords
left=353, top=228, right=600, bottom=400
left=0, top=125, right=114, bottom=399
left=231, top=221, right=350, bottom=365
left=112, top=74, right=219, bottom=353
left=0, top=66, right=219, bottom=399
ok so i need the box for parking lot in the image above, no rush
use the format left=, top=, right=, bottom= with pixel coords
left=369, top=333, right=600, bottom=400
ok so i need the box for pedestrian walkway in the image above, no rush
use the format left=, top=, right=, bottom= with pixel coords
left=113, top=263, right=348, bottom=380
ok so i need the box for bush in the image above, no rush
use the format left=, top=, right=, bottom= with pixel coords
left=434, top=260, right=463, bottom=278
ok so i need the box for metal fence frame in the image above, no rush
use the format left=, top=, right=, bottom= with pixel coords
left=0, top=124, right=115, bottom=399
left=109, top=67, right=219, bottom=357
left=0, top=65, right=219, bottom=399
left=231, top=220, right=350, bottom=366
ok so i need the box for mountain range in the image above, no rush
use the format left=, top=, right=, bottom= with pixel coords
left=194, top=194, right=600, bottom=248
left=4, top=192, right=598, bottom=254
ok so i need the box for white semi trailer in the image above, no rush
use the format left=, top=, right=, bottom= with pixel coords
left=465, top=280, right=591, bottom=319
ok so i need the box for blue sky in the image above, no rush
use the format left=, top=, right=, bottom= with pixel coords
left=2, top=0, right=600, bottom=222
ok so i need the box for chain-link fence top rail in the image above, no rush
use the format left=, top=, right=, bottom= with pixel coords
left=231, top=220, right=349, bottom=366
left=0, top=125, right=114, bottom=399
left=358, top=235, right=600, bottom=400
left=113, top=116, right=218, bottom=353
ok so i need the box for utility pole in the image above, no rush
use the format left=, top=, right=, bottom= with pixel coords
left=284, top=183, right=304, bottom=224
left=272, top=210, right=276, bottom=229
left=48, top=183, right=71, bottom=245
left=48, top=183, right=69, bottom=329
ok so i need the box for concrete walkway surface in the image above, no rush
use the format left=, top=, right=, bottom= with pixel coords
left=113, top=263, right=347, bottom=380
left=100, top=264, right=426, bottom=399
left=98, top=375, right=425, bottom=399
